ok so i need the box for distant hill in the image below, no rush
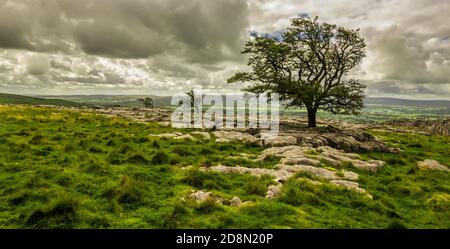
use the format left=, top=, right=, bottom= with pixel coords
left=366, top=97, right=450, bottom=107
left=0, top=93, right=81, bottom=106
left=36, top=95, right=450, bottom=108
left=39, top=94, right=172, bottom=107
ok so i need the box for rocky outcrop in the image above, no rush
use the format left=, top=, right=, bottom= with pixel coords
left=230, top=196, right=242, bottom=206
left=201, top=144, right=385, bottom=199
left=68, top=106, right=397, bottom=153
left=259, top=146, right=385, bottom=172
left=173, top=134, right=194, bottom=140
left=418, top=160, right=449, bottom=172
left=266, top=184, right=283, bottom=199
left=263, top=136, right=297, bottom=147
left=275, top=164, right=359, bottom=181
left=150, top=132, right=210, bottom=141
left=330, top=180, right=371, bottom=198
left=209, top=128, right=397, bottom=153
left=189, top=190, right=211, bottom=203
left=213, top=131, right=262, bottom=146
left=279, top=130, right=398, bottom=153
left=188, top=190, right=223, bottom=204
left=149, top=132, right=182, bottom=138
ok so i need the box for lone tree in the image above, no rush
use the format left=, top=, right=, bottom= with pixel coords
left=138, top=97, right=154, bottom=108
left=185, top=90, right=201, bottom=113
left=228, top=17, right=366, bottom=127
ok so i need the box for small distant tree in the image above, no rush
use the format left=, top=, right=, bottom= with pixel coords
left=185, top=90, right=201, bottom=113
left=185, top=90, right=195, bottom=108
left=138, top=97, right=154, bottom=108
left=228, top=17, right=367, bottom=127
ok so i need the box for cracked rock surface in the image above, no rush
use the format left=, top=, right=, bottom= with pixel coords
left=202, top=145, right=383, bottom=198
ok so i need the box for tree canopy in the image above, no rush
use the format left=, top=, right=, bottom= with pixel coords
left=138, top=97, right=154, bottom=108
left=228, top=17, right=367, bottom=127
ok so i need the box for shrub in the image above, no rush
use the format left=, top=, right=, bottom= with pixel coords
left=64, top=144, right=75, bottom=152
left=426, top=193, right=450, bottom=211
left=387, top=220, right=407, bottom=229
left=162, top=202, right=189, bottom=228
left=88, top=146, right=103, bottom=153
left=280, top=179, right=324, bottom=206
left=151, top=151, right=170, bottom=165
left=386, top=158, right=407, bottom=165
left=126, top=153, right=149, bottom=164
left=151, top=140, right=161, bottom=149
left=245, top=181, right=267, bottom=196
left=171, top=146, right=195, bottom=157
left=30, top=135, right=44, bottom=145
left=195, top=198, right=223, bottom=214
left=26, top=195, right=79, bottom=228
left=200, top=147, right=213, bottom=155
left=182, top=168, right=204, bottom=187
left=107, top=151, right=126, bottom=165
left=106, top=139, right=116, bottom=146
left=114, top=176, right=145, bottom=208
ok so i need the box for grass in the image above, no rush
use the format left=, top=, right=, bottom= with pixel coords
left=0, top=105, right=448, bottom=228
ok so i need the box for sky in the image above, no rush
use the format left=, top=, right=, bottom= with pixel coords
left=0, top=0, right=449, bottom=99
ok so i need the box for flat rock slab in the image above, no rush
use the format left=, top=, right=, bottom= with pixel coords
left=258, top=145, right=385, bottom=172
left=418, top=159, right=449, bottom=172
left=189, top=190, right=211, bottom=202
left=263, top=136, right=298, bottom=147
left=191, top=131, right=211, bottom=140
left=200, top=144, right=387, bottom=199
left=213, top=131, right=262, bottom=146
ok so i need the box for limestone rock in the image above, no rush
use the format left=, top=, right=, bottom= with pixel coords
left=330, top=180, right=366, bottom=193
left=330, top=180, right=372, bottom=199
left=230, top=196, right=242, bottom=206
left=274, top=164, right=358, bottom=181
left=418, top=160, right=449, bottom=172
left=213, top=131, right=262, bottom=146
left=263, top=136, right=297, bottom=147
left=173, top=134, right=194, bottom=140
left=257, top=146, right=304, bottom=160
left=266, top=184, right=282, bottom=199
left=191, top=131, right=211, bottom=140
left=259, top=145, right=385, bottom=172
left=189, top=190, right=211, bottom=203
left=150, top=133, right=179, bottom=138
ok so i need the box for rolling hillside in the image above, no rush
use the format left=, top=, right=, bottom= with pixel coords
left=0, top=93, right=81, bottom=106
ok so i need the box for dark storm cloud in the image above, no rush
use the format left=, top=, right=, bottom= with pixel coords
left=0, top=0, right=249, bottom=62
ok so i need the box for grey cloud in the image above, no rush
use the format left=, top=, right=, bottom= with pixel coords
left=0, top=0, right=249, bottom=62
left=0, top=7, right=32, bottom=50
left=25, top=53, right=50, bottom=75
left=0, top=0, right=449, bottom=99
left=366, top=80, right=450, bottom=97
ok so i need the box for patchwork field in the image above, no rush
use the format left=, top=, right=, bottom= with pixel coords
left=0, top=105, right=449, bottom=228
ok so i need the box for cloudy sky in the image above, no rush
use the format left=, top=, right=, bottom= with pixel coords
left=0, top=0, right=449, bottom=99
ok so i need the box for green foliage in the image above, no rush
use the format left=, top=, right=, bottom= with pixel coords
left=25, top=195, right=80, bottom=228
left=228, top=17, right=366, bottom=127
left=137, top=97, right=154, bottom=108
left=151, top=151, right=170, bottom=165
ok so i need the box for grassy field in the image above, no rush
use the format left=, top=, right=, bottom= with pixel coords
left=284, top=105, right=450, bottom=123
left=0, top=106, right=448, bottom=228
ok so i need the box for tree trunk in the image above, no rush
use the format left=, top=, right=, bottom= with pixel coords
left=307, top=108, right=317, bottom=128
